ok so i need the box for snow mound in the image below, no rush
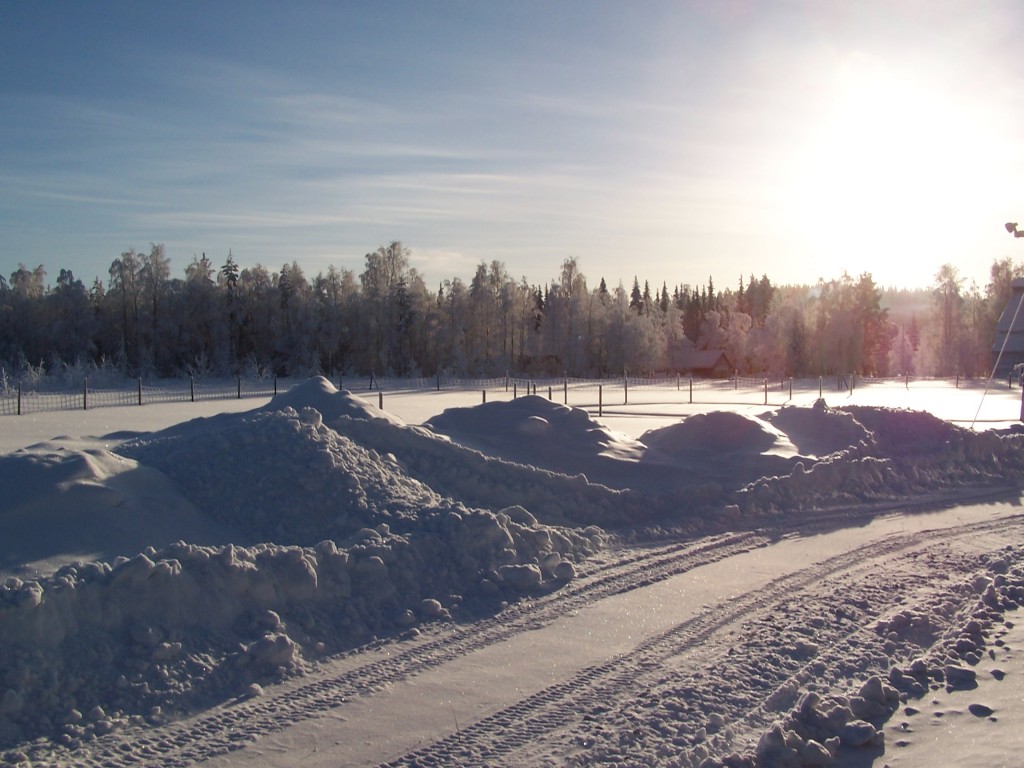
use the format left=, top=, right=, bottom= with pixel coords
left=0, top=449, right=236, bottom=578
left=120, top=406, right=440, bottom=544
left=259, top=375, right=405, bottom=426
left=325, top=406, right=657, bottom=528
left=763, top=399, right=872, bottom=457
left=840, top=404, right=960, bottom=456
left=425, top=395, right=646, bottom=467
left=641, top=411, right=795, bottom=456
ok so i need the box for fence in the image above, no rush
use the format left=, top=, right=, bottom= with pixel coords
left=1, top=372, right=1012, bottom=417
left=0, top=376, right=281, bottom=416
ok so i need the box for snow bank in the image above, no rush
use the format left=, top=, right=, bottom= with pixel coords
left=426, top=395, right=646, bottom=469
left=0, top=506, right=604, bottom=748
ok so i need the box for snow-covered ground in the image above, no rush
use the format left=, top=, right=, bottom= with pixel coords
left=2, top=378, right=1024, bottom=767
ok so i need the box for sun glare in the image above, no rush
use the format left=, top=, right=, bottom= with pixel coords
left=784, top=53, right=1004, bottom=286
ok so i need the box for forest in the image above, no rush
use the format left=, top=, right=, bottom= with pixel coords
left=1, top=241, right=1021, bottom=383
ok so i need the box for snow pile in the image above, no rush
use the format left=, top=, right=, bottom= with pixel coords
left=0, top=507, right=604, bottom=748
left=425, top=395, right=645, bottom=471
left=0, top=448, right=235, bottom=575
left=840, top=404, right=959, bottom=456
left=120, top=405, right=443, bottom=543
left=762, top=399, right=871, bottom=458
left=642, top=411, right=794, bottom=457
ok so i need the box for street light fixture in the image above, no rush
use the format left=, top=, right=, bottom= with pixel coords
left=1006, top=222, right=1024, bottom=237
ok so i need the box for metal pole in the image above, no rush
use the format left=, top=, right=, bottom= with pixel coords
left=83, top=378, right=88, bottom=410
left=563, top=377, right=567, bottom=404
left=689, top=377, right=693, bottom=404
left=17, top=382, right=21, bottom=415
left=138, top=378, right=142, bottom=406
left=237, top=375, right=241, bottom=399
left=274, top=376, right=278, bottom=396
left=763, top=378, right=768, bottom=405
left=190, top=376, right=195, bottom=402
left=599, top=384, right=603, bottom=416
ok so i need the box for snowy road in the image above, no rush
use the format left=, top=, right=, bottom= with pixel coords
left=53, top=492, right=1024, bottom=768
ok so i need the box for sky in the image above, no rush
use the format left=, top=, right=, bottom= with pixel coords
left=2, top=0, right=1023, bottom=293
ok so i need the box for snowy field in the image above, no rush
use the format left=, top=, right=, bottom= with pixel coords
left=2, top=378, right=1024, bottom=767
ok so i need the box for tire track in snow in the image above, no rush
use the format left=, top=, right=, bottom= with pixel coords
left=377, top=513, right=1024, bottom=767
left=52, top=532, right=763, bottom=768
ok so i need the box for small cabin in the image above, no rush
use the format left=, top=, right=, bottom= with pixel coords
left=677, top=349, right=735, bottom=379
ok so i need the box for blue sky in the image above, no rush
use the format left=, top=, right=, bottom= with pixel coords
left=2, top=1, right=1023, bottom=292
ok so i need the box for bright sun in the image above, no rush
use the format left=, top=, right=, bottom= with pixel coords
left=784, top=53, right=1005, bottom=286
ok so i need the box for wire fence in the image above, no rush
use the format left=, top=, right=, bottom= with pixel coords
left=1, top=372, right=1015, bottom=417
left=0, top=376, right=281, bottom=416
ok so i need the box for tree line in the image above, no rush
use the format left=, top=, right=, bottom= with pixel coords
left=1, top=241, right=1020, bottom=382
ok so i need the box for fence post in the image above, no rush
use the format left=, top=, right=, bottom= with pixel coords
left=819, top=376, right=822, bottom=398
left=764, top=378, right=768, bottom=405
left=482, top=390, right=487, bottom=404
left=563, top=377, right=568, bottom=404
left=734, top=374, right=738, bottom=390
left=83, top=378, right=88, bottom=410
left=599, top=384, right=603, bottom=416
left=956, top=373, right=960, bottom=389
left=548, top=385, right=552, bottom=400
left=17, top=382, right=21, bottom=415
left=789, top=377, right=793, bottom=400
left=677, top=373, right=680, bottom=391
left=906, top=372, right=910, bottom=390
left=274, top=376, right=278, bottom=396
left=237, top=375, right=242, bottom=399
left=514, top=382, right=517, bottom=398
left=436, top=372, right=440, bottom=391
left=378, top=391, right=383, bottom=409
left=505, top=373, right=509, bottom=392
left=689, top=377, right=693, bottom=404
left=190, top=376, right=195, bottom=402
left=138, top=378, right=143, bottom=406
left=624, top=376, right=628, bottom=405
